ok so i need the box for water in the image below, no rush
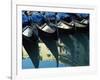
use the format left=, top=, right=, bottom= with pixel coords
left=22, top=32, right=89, bottom=69
left=22, top=58, right=70, bottom=69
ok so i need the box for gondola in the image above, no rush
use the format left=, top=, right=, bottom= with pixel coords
left=74, top=19, right=89, bottom=33
left=36, top=23, right=58, bottom=40
left=68, top=13, right=89, bottom=32
left=57, top=21, right=75, bottom=34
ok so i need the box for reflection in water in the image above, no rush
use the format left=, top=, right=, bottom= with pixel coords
left=73, top=32, right=89, bottom=66
left=22, top=32, right=89, bottom=69
left=58, top=32, right=89, bottom=66
left=23, top=34, right=40, bottom=68
left=38, top=28, right=59, bottom=67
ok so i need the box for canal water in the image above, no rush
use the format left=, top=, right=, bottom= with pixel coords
left=22, top=32, right=89, bottom=69
left=22, top=58, right=71, bottom=69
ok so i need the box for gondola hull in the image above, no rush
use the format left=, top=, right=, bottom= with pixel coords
left=75, top=22, right=89, bottom=33
left=37, top=24, right=58, bottom=40
left=57, top=21, right=75, bottom=34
